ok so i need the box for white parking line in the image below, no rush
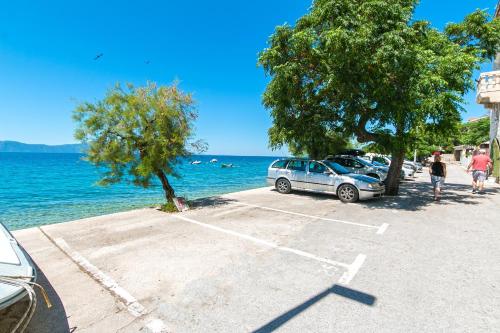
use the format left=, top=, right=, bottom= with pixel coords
left=377, top=223, right=389, bottom=235
left=337, top=254, right=366, bottom=285
left=50, top=236, right=147, bottom=317
left=39, top=228, right=169, bottom=332
left=212, top=205, right=253, bottom=217
left=172, top=214, right=351, bottom=269
left=236, top=202, right=389, bottom=234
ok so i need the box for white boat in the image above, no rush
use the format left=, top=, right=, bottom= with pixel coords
left=191, top=160, right=202, bottom=165
left=1, top=222, right=38, bottom=331
left=210, top=159, right=218, bottom=163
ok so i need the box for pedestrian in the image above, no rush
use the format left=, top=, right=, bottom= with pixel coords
left=429, top=154, right=446, bottom=201
left=467, top=149, right=493, bottom=194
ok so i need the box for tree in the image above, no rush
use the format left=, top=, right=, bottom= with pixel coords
left=73, top=82, right=206, bottom=209
left=258, top=0, right=500, bottom=195
left=459, top=117, right=490, bottom=146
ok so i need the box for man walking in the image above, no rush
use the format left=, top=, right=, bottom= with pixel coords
left=467, top=149, right=493, bottom=194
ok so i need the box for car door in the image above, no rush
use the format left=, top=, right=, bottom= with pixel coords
left=306, top=161, right=334, bottom=192
left=286, top=160, right=307, bottom=189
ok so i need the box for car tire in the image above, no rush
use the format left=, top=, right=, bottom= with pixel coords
left=275, top=178, right=292, bottom=194
left=337, top=184, right=359, bottom=203
left=367, top=173, right=380, bottom=180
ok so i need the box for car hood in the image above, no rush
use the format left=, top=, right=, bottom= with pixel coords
left=347, top=174, right=379, bottom=183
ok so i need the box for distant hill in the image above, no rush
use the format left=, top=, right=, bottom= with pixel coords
left=0, top=141, right=86, bottom=153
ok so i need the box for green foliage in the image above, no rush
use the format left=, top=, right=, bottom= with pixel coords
left=281, top=130, right=351, bottom=159
left=258, top=0, right=500, bottom=194
left=73, top=82, right=206, bottom=205
left=458, top=117, right=490, bottom=146
left=160, top=202, right=178, bottom=213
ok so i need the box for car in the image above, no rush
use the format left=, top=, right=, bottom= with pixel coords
left=267, top=159, right=385, bottom=203
left=325, top=155, right=388, bottom=181
left=363, top=154, right=415, bottom=178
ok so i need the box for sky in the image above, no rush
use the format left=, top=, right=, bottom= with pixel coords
left=0, top=0, right=497, bottom=156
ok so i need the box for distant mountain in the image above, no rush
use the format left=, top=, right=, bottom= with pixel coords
left=0, top=141, right=86, bottom=153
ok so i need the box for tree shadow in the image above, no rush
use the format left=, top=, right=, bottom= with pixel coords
left=252, top=284, right=376, bottom=333
left=0, top=263, right=73, bottom=333
left=361, top=181, right=500, bottom=212
left=188, top=196, right=238, bottom=210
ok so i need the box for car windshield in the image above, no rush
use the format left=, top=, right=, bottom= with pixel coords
left=322, top=161, right=350, bottom=174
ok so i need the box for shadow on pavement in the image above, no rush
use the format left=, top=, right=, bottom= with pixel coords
left=26, top=263, right=73, bottom=333
left=252, top=284, right=376, bottom=333
left=1, top=263, right=72, bottom=333
left=188, top=196, right=237, bottom=209
left=362, top=180, right=500, bottom=211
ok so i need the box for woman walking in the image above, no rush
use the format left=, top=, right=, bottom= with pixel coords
left=429, top=155, right=447, bottom=201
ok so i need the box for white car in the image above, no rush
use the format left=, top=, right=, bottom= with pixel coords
left=364, top=154, right=415, bottom=178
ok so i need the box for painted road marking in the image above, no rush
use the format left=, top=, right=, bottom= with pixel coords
left=236, top=202, right=389, bottom=234
left=377, top=223, right=389, bottom=235
left=337, top=254, right=366, bottom=285
left=49, top=236, right=147, bottom=317
left=173, top=214, right=355, bottom=269
left=39, top=228, right=169, bottom=332
left=212, top=205, right=253, bottom=217
left=173, top=214, right=365, bottom=284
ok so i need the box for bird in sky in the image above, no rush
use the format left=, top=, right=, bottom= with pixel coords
left=94, top=53, right=103, bottom=60
left=145, top=60, right=150, bottom=65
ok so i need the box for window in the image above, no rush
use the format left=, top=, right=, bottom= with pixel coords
left=308, top=161, right=327, bottom=173
left=352, top=160, right=364, bottom=168
left=271, top=160, right=289, bottom=169
left=287, top=160, right=306, bottom=171
left=373, top=156, right=388, bottom=165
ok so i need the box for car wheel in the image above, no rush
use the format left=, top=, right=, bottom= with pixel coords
left=275, top=178, right=292, bottom=194
left=367, top=173, right=380, bottom=180
left=337, top=184, right=359, bottom=203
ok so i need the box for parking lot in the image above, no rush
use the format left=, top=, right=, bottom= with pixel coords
left=9, top=163, right=500, bottom=332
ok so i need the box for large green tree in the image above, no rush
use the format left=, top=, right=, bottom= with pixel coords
left=73, top=82, right=206, bottom=208
left=259, top=0, right=500, bottom=195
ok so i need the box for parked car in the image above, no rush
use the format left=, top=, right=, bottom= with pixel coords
left=267, top=159, right=385, bottom=203
left=325, top=155, right=388, bottom=181
left=362, top=154, right=415, bottom=178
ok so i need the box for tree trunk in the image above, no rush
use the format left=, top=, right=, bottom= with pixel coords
left=385, top=149, right=405, bottom=196
left=156, top=170, right=176, bottom=204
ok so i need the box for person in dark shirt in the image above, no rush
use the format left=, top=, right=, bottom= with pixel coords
left=429, top=154, right=447, bottom=201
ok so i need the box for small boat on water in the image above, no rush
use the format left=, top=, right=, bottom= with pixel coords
left=191, top=160, right=202, bottom=165
left=210, top=159, right=218, bottom=163
left=0, top=222, right=37, bottom=329
left=221, top=163, right=233, bottom=168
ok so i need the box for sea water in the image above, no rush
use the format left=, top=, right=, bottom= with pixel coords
left=0, top=153, right=280, bottom=230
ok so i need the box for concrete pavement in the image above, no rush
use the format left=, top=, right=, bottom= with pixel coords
left=2, top=163, right=500, bottom=332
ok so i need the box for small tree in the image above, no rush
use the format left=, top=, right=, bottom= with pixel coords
left=73, top=82, right=206, bottom=208
left=259, top=0, right=500, bottom=195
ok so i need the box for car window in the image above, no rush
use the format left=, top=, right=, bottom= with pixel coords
left=353, top=160, right=364, bottom=168
left=343, top=158, right=357, bottom=168
left=323, top=161, right=349, bottom=174
left=373, top=156, right=387, bottom=165
left=287, top=160, right=306, bottom=171
left=308, top=161, right=327, bottom=173
left=271, top=160, right=288, bottom=169
left=332, top=158, right=348, bottom=167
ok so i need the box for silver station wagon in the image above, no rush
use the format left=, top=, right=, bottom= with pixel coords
left=267, top=159, right=385, bottom=203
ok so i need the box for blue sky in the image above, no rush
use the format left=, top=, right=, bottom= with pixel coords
left=0, top=0, right=497, bottom=156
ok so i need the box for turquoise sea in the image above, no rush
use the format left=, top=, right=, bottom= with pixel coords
left=0, top=153, right=280, bottom=230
